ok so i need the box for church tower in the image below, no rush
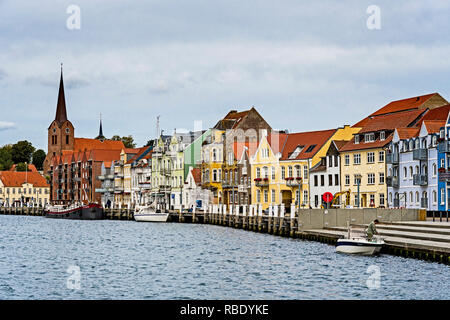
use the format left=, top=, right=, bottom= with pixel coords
left=43, top=65, right=75, bottom=173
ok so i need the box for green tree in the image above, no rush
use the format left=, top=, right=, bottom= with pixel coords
left=0, top=145, right=13, bottom=171
left=15, top=162, right=29, bottom=172
left=32, top=149, right=46, bottom=171
left=11, top=140, right=35, bottom=164
left=111, top=135, right=136, bottom=148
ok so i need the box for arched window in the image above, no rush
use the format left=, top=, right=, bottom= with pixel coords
left=409, top=192, right=413, bottom=204
left=414, top=139, right=419, bottom=149
left=415, top=191, right=419, bottom=204
left=433, top=163, right=437, bottom=176
left=213, top=170, right=217, bottom=182
left=415, top=165, right=419, bottom=175
left=409, top=166, right=413, bottom=178
left=409, top=140, right=414, bottom=150
left=403, top=167, right=407, bottom=179
left=432, top=190, right=437, bottom=203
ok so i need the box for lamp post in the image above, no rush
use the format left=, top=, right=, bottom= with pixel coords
left=355, top=174, right=362, bottom=208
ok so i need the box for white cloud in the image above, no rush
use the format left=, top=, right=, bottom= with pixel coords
left=0, top=121, right=15, bottom=131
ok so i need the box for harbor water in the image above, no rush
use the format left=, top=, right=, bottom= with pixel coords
left=0, top=215, right=448, bottom=299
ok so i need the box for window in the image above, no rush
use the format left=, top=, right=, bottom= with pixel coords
left=320, top=175, right=325, bottom=186
left=66, top=135, right=69, bottom=144
left=365, top=133, right=375, bottom=143
left=370, top=194, right=375, bottom=206
left=314, top=175, right=318, bottom=187
left=379, top=172, right=385, bottom=184
left=345, top=175, right=350, bottom=186
left=328, top=156, right=333, bottom=167
left=295, top=165, right=301, bottom=178
left=213, top=170, right=217, bottom=182
left=271, top=189, right=276, bottom=203
left=303, top=190, right=308, bottom=204
left=304, top=166, right=308, bottom=179
left=355, top=135, right=360, bottom=144
left=367, top=152, right=375, bottom=164
left=354, top=175, right=361, bottom=185
left=335, top=174, right=339, bottom=186
left=380, top=131, right=385, bottom=141
left=344, top=155, right=350, bottom=166
left=379, top=151, right=385, bottom=162
left=368, top=173, right=375, bottom=185
left=263, top=166, right=268, bottom=179
left=212, top=149, right=217, bottom=161
left=328, top=174, right=333, bottom=186
left=353, top=154, right=361, bottom=165
left=257, top=190, right=261, bottom=203
left=228, top=152, right=233, bottom=165
left=403, top=167, right=407, bottom=179
left=305, top=145, right=316, bottom=153
left=433, top=164, right=437, bottom=177
left=441, top=158, right=445, bottom=168
left=433, top=191, right=437, bottom=204
left=281, top=167, right=285, bottom=179
left=288, top=166, right=293, bottom=177
left=379, top=193, right=385, bottom=206
left=271, top=167, right=275, bottom=180
left=264, top=190, right=268, bottom=203
left=256, top=168, right=261, bottom=179
left=441, top=188, right=445, bottom=205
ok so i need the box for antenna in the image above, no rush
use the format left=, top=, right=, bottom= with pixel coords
left=156, top=115, right=160, bottom=138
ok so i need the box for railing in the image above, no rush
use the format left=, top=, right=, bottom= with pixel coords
left=438, top=141, right=450, bottom=153
left=254, top=179, right=269, bottom=187
left=286, top=178, right=302, bottom=187
left=413, top=149, right=428, bottom=161
left=386, top=153, right=399, bottom=164
left=413, top=174, right=428, bottom=186
left=386, top=176, right=399, bottom=188
left=438, top=169, right=450, bottom=182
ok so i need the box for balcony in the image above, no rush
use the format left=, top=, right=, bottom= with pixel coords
left=413, top=174, right=428, bottom=186
left=105, top=174, right=115, bottom=179
left=97, top=175, right=105, bottom=180
left=95, top=188, right=107, bottom=193
left=420, top=197, right=428, bottom=209
left=393, top=199, right=400, bottom=207
left=413, top=149, right=428, bottom=161
left=386, top=153, right=399, bottom=164
left=386, top=176, right=399, bottom=188
left=285, top=177, right=302, bottom=187
left=438, top=168, right=450, bottom=182
left=254, top=178, right=269, bottom=187
left=439, top=141, right=450, bottom=153
left=162, top=168, right=172, bottom=176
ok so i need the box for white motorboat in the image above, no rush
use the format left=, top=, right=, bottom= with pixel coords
left=133, top=203, right=169, bottom=222
left=335, top=224, right=384, bottom=255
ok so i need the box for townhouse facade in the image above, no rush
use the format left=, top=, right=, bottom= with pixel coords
left=0, top=170, right=50, bottom=206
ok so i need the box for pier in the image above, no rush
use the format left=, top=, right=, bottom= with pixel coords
left=1, top=205, right=449, bottom=264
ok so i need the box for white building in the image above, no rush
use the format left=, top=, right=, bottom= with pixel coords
left=309, top=141, right=346, bottom=208
left=182, top=166, right=212, bottom=210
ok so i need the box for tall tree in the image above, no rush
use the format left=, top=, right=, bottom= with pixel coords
left=111, top=135, right=136, bottom=148
left=11, top=140, right=35, bottom=164
left=32, top=149, right=46, bottom=171
left=0, top=145, right=13, bottom=171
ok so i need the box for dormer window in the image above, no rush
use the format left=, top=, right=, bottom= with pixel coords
left=380, top=131, right=385, bottom=141
left=289, top=145, right=304, bottom=159
left=440, top=129, right=444, bottom=139
left=355, top=135, right=360, bottom=144
left=364, top=133, right=375, bottom=143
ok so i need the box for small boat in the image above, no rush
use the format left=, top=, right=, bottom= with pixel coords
left=335, top=223, right=384, bottom=255
left=44, top=202, right=104, bottom=220
left=134, top=202, right=169, bottom=222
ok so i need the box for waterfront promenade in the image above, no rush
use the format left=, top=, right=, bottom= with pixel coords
left=1, top=206, right=449, bottom=264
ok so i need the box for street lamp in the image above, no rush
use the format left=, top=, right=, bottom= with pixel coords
left=355, top=174, right=362, bottom=208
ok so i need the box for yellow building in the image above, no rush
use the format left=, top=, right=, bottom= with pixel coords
left=0, top=170, right=50, bottom=206
left=201, top=129, right=224, bottom=204
left=250, top=126, right=360, bottom=210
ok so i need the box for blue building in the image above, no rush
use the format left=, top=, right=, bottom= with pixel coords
left=437, top=114, right=450, bottom=213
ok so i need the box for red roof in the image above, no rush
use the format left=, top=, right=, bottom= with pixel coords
left=0, top=171, right=49, bottom=187
left=232, top=141, right=258, bottom=160
left=395, top=128, right=420, bottom=140
left=74, top=138, right=124, bottom=152
left=422, top=120, right=446, bottom=134
left=356, top=109, right=425, bottom=134
left=369, top=93, right=436, bottom=117
left=340, top=135, right=393, bottom=152
left=87, top=149, right=122, bottom=162
left=126, top=147, right=150, bottom=164
left=279, top=129, right=336, bottom=160
left=415, top=104, right=450, bottom=127
left=191, top=168, right=202, bottom=185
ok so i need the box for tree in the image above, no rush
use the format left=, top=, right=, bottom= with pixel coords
left=111, top=135, right=136, bottom=148
left=0, top=145, right=13, bottom=171
left=15, top=162, right=29, bottom=172
left=32, top=149, right=46, bottom=171
left=11, top=140, right=35, bottom=164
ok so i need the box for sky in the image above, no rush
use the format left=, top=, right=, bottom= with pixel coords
left=1, top=0, right=450, bottom=150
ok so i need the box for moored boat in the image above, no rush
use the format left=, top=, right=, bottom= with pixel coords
left=44, top=203, right=104, bottom=220
left=134, top=202, right=169, bottom=222
left=335, top=223, right=384, bottom=255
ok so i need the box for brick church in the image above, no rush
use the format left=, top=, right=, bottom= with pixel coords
left=44, top=67, right=125, bottom=204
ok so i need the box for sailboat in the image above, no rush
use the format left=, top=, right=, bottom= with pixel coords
left=134, top=199, right=169, bottom=222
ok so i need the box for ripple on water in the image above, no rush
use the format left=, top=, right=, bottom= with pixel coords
left=0, top=215, right=449, bottom=300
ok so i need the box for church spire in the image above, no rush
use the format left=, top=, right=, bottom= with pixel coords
left=96, top=113, right=106, bottom=140
left=55, top=63, right=68, bottom=126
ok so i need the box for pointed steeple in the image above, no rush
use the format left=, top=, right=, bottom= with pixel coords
left=96, top=113, right=106, bottom=140
left=55, top=63, right=68, bottom=126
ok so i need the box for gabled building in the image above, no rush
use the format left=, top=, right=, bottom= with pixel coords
left=183, top=166, right=212, bottom=210
left=0, top=170, right=50, bottom=206
left=340, top=93, right=449, bottom=208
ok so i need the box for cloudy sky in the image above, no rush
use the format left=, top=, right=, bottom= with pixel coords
left=1, top=0, right=450, bottom=150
